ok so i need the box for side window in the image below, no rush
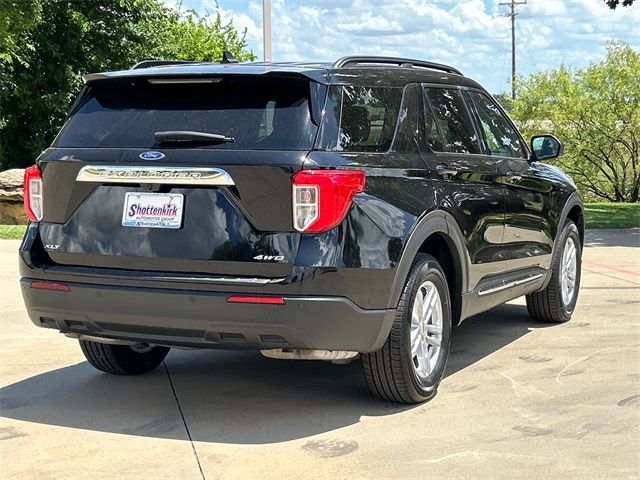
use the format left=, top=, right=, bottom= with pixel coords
left=424, top=88, right=480, bottom=154
left=338, top=86, right=403, bottom=152
left=392, top=83, right=421, bottom=153
left=468, top=92, right=525, bottom=158
left=422, top=91, right=443, bottom=151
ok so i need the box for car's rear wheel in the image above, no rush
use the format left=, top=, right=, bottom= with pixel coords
left=362, top=254, right=452, bottom=404
left=526, top=220, right=582, bottom=323
left=79, top=340, right=170, bottom=375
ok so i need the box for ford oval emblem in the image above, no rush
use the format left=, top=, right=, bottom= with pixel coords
left=139, top=151, right=165, bottom=160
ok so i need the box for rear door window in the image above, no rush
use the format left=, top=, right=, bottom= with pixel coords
left=424, top=88, right=481, bottom=154
left=55, top=76, right=317, bottom=150
left=422, top=92, right=444, bottom=152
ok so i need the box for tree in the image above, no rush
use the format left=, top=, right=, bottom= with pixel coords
left=0, top=0, right=42, bottom=132
left=0, top=0, right=254, bottom=170
left=0, top=1, right=41, bottom=68
left=605, top=0, right=636, bottom=8
left=141, top=9, right=256, bottom=63
left=492, top=93, right=513, bottom=112
left=512, top=43, right=640, bottom=202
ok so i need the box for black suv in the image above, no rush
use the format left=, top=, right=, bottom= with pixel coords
left=19, top=55, right=583, bottom=403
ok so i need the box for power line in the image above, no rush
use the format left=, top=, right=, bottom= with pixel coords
left=499, top=0, right=527, bottom=99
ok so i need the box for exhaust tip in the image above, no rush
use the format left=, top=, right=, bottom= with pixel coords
left=261, top=349, right=359, bottom=362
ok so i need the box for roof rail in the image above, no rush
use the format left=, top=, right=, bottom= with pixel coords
left=333, top=56, right=462, bottom=76
left=131, top=60, right=200, bottom=70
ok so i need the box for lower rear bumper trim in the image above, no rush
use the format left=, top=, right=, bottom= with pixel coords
left=20, top=278, right=395, bottom=353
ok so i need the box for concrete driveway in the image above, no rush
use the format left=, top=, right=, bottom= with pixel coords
left=1, top=230, right=638, bottom=479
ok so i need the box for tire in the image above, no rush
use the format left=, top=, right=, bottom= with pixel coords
left=362, top=254, right=452, bottom=404
left=79, top=340, right=170, bottom=375
left=526, top=220, right=581, bottom=323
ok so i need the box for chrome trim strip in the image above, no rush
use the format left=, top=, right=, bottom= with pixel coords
left=76, top=165, right=235, bottom=186
left=477, top=282, right=508, bottom=296
left=477, top=273, right=543, bottom=296
left=43, top=265, right=286, bottom=286
left=513, top=273, right=543, bottom=286
left=151, top=275, right=279, bottom=286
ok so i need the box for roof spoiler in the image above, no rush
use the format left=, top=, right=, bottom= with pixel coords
left=131, top=51, right=239, bottom=70
left=131, top=60, right=199, bottom=70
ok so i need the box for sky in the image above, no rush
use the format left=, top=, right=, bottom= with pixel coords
left=164, top=0, right=639, bottom=93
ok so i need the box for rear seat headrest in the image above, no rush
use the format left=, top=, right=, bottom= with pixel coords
left=341, top=105, right=370, bottom=143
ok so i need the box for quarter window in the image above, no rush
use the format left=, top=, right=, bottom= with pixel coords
left=337, top=86, right=403, bottom=152
left=468, top=92, right=524, bottom=158
left=424, top=88, right=480, bottom=154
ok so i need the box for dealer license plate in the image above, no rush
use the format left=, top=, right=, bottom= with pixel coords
left=122, top=192, right=184, bottom=229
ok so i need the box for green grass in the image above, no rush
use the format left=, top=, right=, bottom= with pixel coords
left=0, top=225, right=26, bottom=240
left=0, top=202, right=636, bottom=240
left=584, top=202, right=640, bottom=229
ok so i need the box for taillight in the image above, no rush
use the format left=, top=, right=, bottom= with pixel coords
left=292, top=169, right=365, bottom=233
left=23, top=165, right=43, bottom=222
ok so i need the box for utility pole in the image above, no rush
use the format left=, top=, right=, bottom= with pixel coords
left=263, top=0, right=272, bottom=62
left=499, top=0, right=526, bottom=99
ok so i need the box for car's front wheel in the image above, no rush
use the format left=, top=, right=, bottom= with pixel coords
left=362, top=254, right=452, bottom=404
left=79, top=340, right=170, bottom=375
left=526, top=219, right=582, bottom=323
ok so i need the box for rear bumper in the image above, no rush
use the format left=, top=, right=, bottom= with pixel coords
left=20, top=278, right=395, bottom=353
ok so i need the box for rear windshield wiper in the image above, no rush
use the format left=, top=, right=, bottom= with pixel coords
left=154, top=130, right=235, bottom=144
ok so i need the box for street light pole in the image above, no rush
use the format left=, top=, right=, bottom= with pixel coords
left=499, top=0, right=527, bottom=100
left=263, top=0, right=272, bottom=62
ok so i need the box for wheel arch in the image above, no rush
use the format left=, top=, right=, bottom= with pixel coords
left=536, top=191, right=584, bottom=292
left=557, top=191, right=584, bottom=247
left=388, top=210, right=470, bottom=326
left=566, top=203, right=585, bottom=247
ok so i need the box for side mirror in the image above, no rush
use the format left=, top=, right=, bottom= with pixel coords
left=530, top=134, right=563, bottom=161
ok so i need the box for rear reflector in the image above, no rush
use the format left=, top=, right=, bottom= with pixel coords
left=30, top=281, right=70, bottom=292
left=226, top=295, right=286, bottom=305
left=23, top=165, right=43, bottom=222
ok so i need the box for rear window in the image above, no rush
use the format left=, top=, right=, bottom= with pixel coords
left=55, top=76, right=317, bottom=150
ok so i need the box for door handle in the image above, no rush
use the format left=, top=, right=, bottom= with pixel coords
left=436, top=164, right=459, bottom=177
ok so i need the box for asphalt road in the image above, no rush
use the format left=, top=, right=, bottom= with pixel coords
left=1, top=230, right=639, bottom=480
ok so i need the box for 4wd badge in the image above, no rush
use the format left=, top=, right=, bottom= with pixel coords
left=253, top=254, right=285, bottom=262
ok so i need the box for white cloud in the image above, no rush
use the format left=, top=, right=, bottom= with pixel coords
left=219, top=8, right=261, bottom=43
left=526, top=0, right=567, bottom=16
left=335, top=15, right=404, bottom=34
left=189, top=0, right=640, bottom=93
